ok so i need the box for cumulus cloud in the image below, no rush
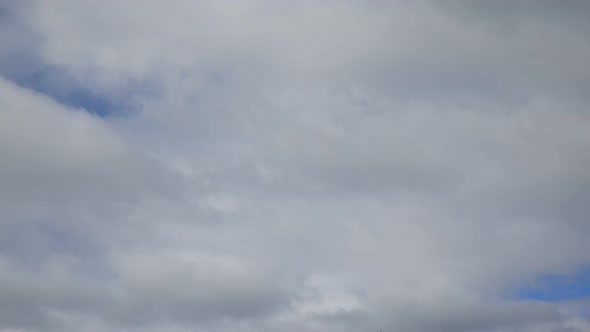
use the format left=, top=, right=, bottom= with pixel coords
left=1, top=1, right=590, bottom=331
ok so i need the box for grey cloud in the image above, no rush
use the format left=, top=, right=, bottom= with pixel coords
left=1, top=1, right=590, bottom=331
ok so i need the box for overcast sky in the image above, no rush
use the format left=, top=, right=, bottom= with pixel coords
left=1, top=1, right=590, bottom=331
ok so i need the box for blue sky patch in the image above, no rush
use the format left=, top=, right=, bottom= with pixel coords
left=7, top=66, right=130, bottom=117
left=0, top=52, right=141, bottom=117
left=516, top=266, right=590, bottom=302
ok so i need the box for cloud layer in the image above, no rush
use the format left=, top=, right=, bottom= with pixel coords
left=1, top=1, right=590, bottom=331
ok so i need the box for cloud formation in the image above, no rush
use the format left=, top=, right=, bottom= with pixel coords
left=1, top=1, right=590, bottom=331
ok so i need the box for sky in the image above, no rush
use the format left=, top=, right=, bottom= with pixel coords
left=1, top=1, right=590, bottom=331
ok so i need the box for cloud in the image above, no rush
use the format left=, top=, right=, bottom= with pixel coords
left=1, top=1, right=590, bottom=331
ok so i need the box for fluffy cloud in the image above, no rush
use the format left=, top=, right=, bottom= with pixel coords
left=1, top=1, right=590, bottom=331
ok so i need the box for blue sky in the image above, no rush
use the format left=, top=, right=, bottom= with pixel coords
left=3, top=62, right=131, bottom=117
left=518, top=267, right=590, bottom=302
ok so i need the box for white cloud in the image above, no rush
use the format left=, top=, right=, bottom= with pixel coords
left=1, top=1, right=590, bottom=331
